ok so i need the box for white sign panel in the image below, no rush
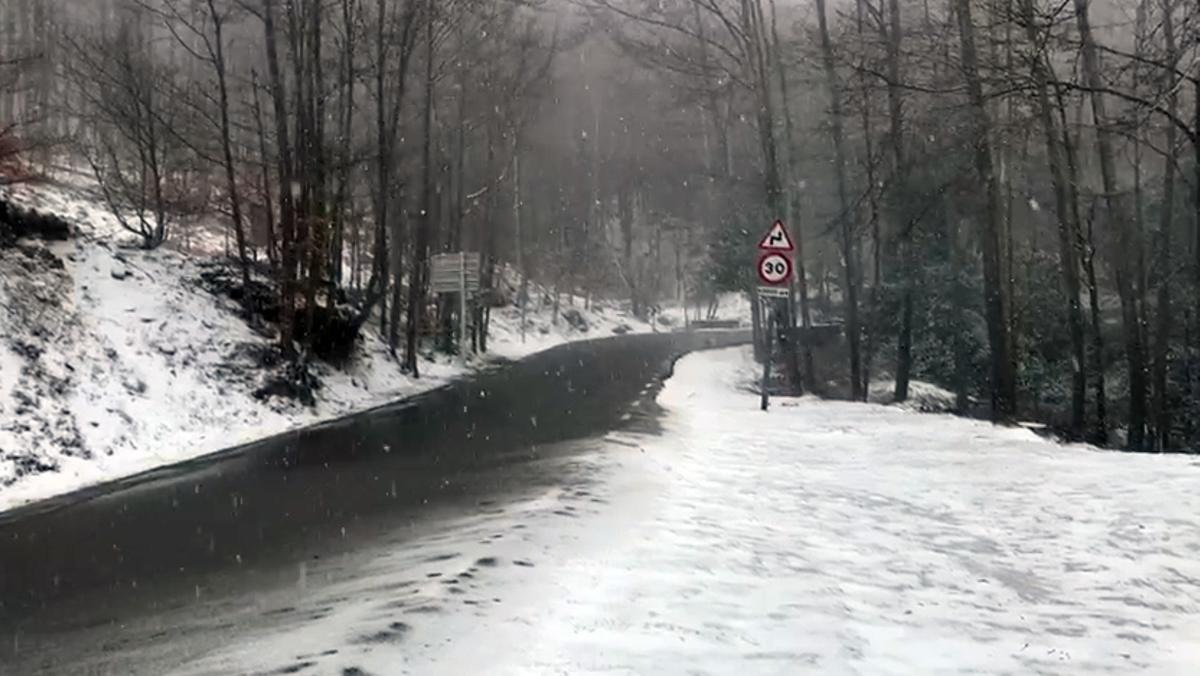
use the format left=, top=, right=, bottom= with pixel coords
left=431, top=252, right=481, bottom=294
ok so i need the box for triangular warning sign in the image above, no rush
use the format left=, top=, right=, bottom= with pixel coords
left=758, top=220, right=795, bottom=252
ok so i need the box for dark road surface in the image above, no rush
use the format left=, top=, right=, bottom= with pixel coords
left=0, top=330, right=747, bottom=674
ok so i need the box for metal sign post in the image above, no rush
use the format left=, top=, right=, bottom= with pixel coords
left=755, top=220, right=796, bottom=411
left=459, top=252, right=468, bottom=357
left=760, top=298, right=774, bottom=411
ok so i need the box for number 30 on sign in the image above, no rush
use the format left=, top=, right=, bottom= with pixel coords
left=757, top=252, right=793, bottom=286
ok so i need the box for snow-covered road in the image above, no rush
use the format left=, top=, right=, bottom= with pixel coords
left=167, top=347, right=1200, bottom=674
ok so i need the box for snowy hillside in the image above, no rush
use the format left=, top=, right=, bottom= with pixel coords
left=0, top=175, right=747, bottom=512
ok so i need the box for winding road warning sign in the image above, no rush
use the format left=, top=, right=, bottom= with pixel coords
left=757, top=252, right=793, bottom=286
left=758, top=220, right=795, bottom=252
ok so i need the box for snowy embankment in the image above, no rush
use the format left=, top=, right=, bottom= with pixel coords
left=0, top=176, right=734, bottom=512
left=191, top=346, right=1200, bottom=676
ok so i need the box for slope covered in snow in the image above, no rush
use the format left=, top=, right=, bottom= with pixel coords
left=0, top=176, right=747, bottom=512
left=185, top=346, right=1200, bottom=676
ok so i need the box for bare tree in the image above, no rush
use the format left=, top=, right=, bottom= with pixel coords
left=0, top=54, right=33, bottom=183
left=404, top=0, right=436, bottom=376
left=1019, top=0, right=1087, bottom=437
left=1150, top=0, right=1178, bottom=449
left=28, top=0, right=1200, bottom=448
left=815, top=0, right=863, bottom=400
left=955, top=0, right=1017, bottom=419
left=1072, top=0, right=1148, bottom=449
left=139, top=0, right=254, bottom=292
left=67, top=19, right=186, bottom=249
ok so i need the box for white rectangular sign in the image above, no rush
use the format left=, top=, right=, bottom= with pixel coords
left=431, top=252, right=481, bottom=294
left=757, top=286, right=789, bottom=299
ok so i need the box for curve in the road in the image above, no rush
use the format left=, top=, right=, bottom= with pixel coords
left=0, top=330, right=748, bottom=630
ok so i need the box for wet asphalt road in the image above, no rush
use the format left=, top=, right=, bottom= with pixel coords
left=0, top=330, right=746, bottom=674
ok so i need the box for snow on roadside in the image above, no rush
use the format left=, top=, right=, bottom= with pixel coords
left=188, top=345, right=1200, bottom=675
left=0, top=342, right=25, bottom=467
left=0, top=176, right=748, bottom=512
left=869, top=378, right=960, bottom=413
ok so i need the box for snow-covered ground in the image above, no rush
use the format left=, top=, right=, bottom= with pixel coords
left=178, top=346, right=1200, bottom=675
left=0, top=174, right=746, bottom=512
left=869, top=378, right=960, bottom=412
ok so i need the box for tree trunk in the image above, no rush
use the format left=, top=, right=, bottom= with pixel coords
left=440, top=23, right=469, bottom=350
left=284, top=0, right=314, bottom=338
left=374, top=0, right=393, bottom=349
left=206, top=2, right=252, bottom=297
left=300, top=0, right=325, bottom=337
left=1083, top=208, right=1110, bottom=443
left=751, top=0, right=811, bottom=393
left=1020, top=0, right=1086, bottom=437
left=955, top=0, right=1017, bottom=419
left=366, top=0, right=419, bottom=347
left=739, top=0, right=782, bottom=225
left=1152, top=0, right=1178, bottom=449
left=751, top=288, right=764, bottom=361
left=995, top=0, right=1018, bottom=368
left=944, top=199, right=971, bottom=411
left=405, top=0, right=436, bottom=376
left=815, top=0, right=862, bottom=400
left=388, top=189, right=404, bottom=353
left=332, top=0, right=358, bottom=292
left=691, top=2, right=731, bottom=185
left=1072, top=0, right=1147, bottom=449
left=1191, top=81, right=1200, bottom=446
left=261, top=0, right=297, bottom=352
left=880, top=0, right=914, bottom=403
left=252, top=71, right=278, bottom=272
left=618, top=177, right=640, bottom=318
left=855, top=0, right=882, bottom=398
left=1052, top=73, right=1110, bottom=443
left=514, top=136, right=528, bottom=342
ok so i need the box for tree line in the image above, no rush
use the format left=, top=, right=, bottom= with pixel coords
left=2, top=0, right=1198, bottom=450
left=3, top=0, right=577, bottom=375
left=583, top=0, right=1200, bottom=452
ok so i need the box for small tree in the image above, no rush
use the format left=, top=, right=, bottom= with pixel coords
left=0, top=54, right=33, bottom=184
left=67, top=22, right=186, bottom=249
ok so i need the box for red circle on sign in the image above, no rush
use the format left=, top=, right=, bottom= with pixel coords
left=757, top=252, right=793, bottom=285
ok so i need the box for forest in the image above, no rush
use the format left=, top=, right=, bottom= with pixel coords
left=1, top=0, right=1198, bottom=451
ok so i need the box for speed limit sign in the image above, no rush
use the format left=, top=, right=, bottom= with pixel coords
left=757, top=252, right=793, bottom=286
